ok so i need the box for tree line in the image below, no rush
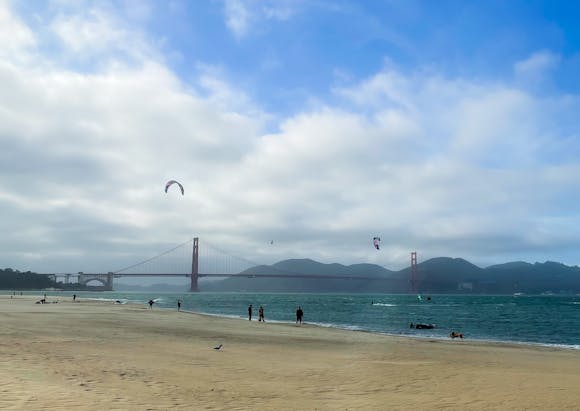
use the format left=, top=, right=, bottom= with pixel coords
left=0, top=268, right=89, bottom=290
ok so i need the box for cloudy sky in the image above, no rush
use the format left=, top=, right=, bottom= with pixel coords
left=2, top=0, right=580, bottom=275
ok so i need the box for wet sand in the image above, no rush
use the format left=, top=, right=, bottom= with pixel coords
left=1, top=295, right=579, bottom=410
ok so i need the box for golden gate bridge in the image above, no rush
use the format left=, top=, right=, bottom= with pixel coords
left=47, top=237, right=419, bottom=292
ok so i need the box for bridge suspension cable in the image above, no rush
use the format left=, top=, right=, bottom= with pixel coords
left=113, top=238, right=193, bottom=274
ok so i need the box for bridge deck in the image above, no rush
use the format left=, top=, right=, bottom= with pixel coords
left=113, top=273, right=394, bottom=281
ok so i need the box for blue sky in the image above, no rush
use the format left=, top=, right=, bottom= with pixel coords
left=2, top=0, right=580, bottom=274
left=15, top=1, right=580, bottom=114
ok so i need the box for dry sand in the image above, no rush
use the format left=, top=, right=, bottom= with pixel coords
left=0, top=295, right=579, bottom=410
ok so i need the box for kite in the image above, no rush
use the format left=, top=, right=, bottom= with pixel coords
left=165, top=180, right=184, bottom=195
left=373, top=237, right=381, bottom=250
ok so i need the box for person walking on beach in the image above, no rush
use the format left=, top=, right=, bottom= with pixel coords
left=296, top=306, right=303, bottom=324
left=248, top=304, right=253, bottom=321
left=258, top=305, right=265, bottom=322
left=177, top=299, right=182, bottom=311
left=148, top=299, right=154, bottom=309
left=73, top=294, right=76, bottom=302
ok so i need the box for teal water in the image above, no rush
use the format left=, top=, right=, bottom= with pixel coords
left=7, top=291, right=579, bottom=349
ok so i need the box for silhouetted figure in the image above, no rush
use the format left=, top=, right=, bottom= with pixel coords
left=296, top=306, right=303, bottom=324
left=258, top=305, right=265, bottom=322
left=248, top=304, right=253, bottom=321
left=450, top=331, right=464, bottom=339
left=73, top=294, right=76, bottom=302
left=177, top=299, right=182, bottom=311
left=148, top=299, right=154, bottom=309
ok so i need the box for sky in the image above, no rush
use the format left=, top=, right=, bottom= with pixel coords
left=2, top=0, right=580, bottom=275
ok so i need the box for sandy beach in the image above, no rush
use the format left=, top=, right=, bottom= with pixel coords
left=0, top=295, right=578, bottom=410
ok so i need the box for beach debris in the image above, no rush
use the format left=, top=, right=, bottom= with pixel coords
left=213, top=344, right=223, bottom=350
left=165, top=180, right=184, bottom=195
left=372, top=237, right=381, bottom=250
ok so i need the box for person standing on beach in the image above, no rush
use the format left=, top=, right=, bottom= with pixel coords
left=296, top=306, right=303, bottom=324
left=248, top=304, right=253, bottom=321
left=258, top=305, right=265, bottom=322
left=177, top=299, right=182, bottom=311
left=148, top=299, right=154, bottom=309
left=73, top=294, right=76, bottom=302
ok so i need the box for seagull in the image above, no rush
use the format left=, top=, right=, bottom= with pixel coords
left=213, top=344, right=223, bottom=350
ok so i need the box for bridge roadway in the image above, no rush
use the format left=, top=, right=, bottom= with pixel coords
left=115, top=273, right=391, bottom=281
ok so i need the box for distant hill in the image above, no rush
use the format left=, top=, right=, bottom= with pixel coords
left=202, top=257, right=580, bottom=294
left=203, top=258, right=401, bottom=293
left=484, top=261, right=580, bottom=294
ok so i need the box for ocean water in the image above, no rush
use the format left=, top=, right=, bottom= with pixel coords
left=8, top=291, right=580, bottom=349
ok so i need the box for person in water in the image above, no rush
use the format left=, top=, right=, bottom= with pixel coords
left=450, top=331, right=464, bottom=339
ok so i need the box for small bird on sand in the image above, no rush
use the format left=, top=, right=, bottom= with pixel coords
left=213, top=344, right=223, bottom=350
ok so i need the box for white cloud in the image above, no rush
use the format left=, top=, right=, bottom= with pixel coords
left=223, top=0, right=304, bottom=38
left=0, top=0, right=36, bottom=60
left=47, top=5, right=161, bottom=64
left=515, top=50, right=560, bottom=76
left=262, top=0, right=302, bottom=20
left=224, top=0, right=251, bottom=38
left=514, top=50, right=561, bottom=87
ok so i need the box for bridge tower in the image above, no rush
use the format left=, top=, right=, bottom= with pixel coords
left=410, top=251, right=418, bottom=293
left=190, top=237, right=199, bottom=292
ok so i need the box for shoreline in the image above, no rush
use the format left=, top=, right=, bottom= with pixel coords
left=183, top=309, right=580, bottom=352
left=8, top=292, right=580, bottom=352
left=90, top=296, right=580, bottom=352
